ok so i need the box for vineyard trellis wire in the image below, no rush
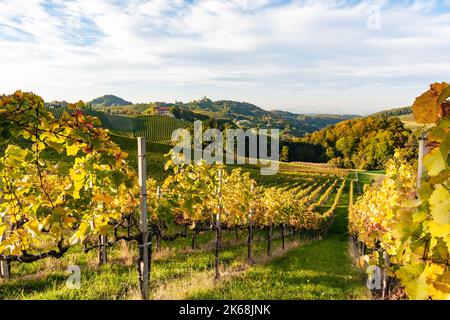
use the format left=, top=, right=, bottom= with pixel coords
left=1, top=91, right=348, bottom=300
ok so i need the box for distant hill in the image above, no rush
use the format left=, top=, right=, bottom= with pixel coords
left=372, top=106, right=412, bottom=117
left=91, top=97, right=357, bottom=138
left=89, top=95, right=132, bottom=107
left=177, top=98, right=357, bottom=137
left=369, top=106, right=426, bottom=131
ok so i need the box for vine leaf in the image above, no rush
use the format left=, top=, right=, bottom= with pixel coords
left=429, top=185, right=450, bottom=226
left=412, top=82, right=450, bottom=124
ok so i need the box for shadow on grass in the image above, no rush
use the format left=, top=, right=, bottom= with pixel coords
left=0, top=273, right=67, bottom=300
left=189, top=235, right=368, bottom=300
left=0, top=263, right=138, bottom=300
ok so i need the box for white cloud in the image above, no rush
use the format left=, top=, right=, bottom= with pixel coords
left=0, top=0, right=449, bottom=114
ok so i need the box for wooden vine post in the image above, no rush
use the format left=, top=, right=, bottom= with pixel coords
left=137, top=137, right=150, bottom=300
left=0, top=234, right=10, bottom=280
left=247, top=183, right=254, bottom=264
left=417, top=132, right=432, bottom=288
left=0, top=261, right=9, bottom=280
left=98, top=235, right=108, bottom=265
left=267, top=221, right=273, bottom=257
left=155, top=186, right=162, bottom=252
left=382, top=251, right=391, bottom=300
left=417, top=132, right=427, bottom=189
left=214, top=168, right=223, bottom=280
left=0, top=195, right=10, bottom=280
left=98, top=188, right=108, bottom=266
left=191, top=229, right=196, bottom=250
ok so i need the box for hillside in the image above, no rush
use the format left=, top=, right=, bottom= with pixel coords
left=299, top=115, right=415, bottom=170
left=92, top=96, right=358, bottom=138
left=180, top=98, right=357, bottom=136
left=370, top=105, right=429, bottom=132
left=89, top=95, right=132, bottom=107
left=371, top=106, right=412, bottom=117
left=397, top=113, right=421, bottom=130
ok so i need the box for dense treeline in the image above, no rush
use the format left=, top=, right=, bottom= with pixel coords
left=297, top=116, right=416, bottom=170
left=281, top=141, right=327, bottom=163
left=371, top=106, right=412, bottom=117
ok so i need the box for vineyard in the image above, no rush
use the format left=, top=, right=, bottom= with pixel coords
left=46, top=106, right=187, bottom=144
left=0, top=92, right=362, bottom=299
left=1, top=83, right=449, bottom=300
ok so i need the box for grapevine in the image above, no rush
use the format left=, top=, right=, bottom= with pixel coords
left=0, top=90, right=352, bottom=298
left=349, top=83, right=450, bottom=300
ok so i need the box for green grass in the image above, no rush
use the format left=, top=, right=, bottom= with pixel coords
left=0, top=227, right=295, bottom=300
left=397, top=114, right=420, bottom=131
left=188, top=181, right=370, bottom=300
left=354, top=171, right=384, bottom=183
left=350, top=170, right=385, bottom=193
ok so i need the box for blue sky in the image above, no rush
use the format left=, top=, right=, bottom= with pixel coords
left=1, top=0, right=450, bottom=114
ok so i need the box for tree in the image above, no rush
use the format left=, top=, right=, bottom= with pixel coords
left=302, top=115, right=412, bottom=169
left=280, top=145, right=289, bottom=162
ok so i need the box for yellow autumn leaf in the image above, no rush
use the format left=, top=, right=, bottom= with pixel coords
left=66, top=143, right=79, bottom=156
left=428, top=221, right=450, bottom=238
left=429, top=184, right=450, bottom=226
left=423, top=147, right=447, bottom=176
left=0, top=224, right=7, bottom=237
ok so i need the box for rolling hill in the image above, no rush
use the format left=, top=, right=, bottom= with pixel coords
left=90, top=96, right=358, bottom=138
left=370, top=106, right=423, bottom=131
left=89, top=95, right=132, bottom=107
left=180, top=98, right=358, bottom=136
left=371, top=106, right=412, bottom=117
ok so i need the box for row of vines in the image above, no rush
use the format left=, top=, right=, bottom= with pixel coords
left=349, top=83, right=450, bottom=300
left=46, top=105, right=187, bottom=144
left=0, top=91, right=345, bottom=298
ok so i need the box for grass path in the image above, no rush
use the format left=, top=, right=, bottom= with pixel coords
left=188, top=183, right=370, bottom=300
left=152, top=240, right=304, bottom=299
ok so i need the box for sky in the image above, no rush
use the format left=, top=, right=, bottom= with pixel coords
left=0, top=0, right=450, bottom=115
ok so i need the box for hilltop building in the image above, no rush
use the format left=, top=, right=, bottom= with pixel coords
left=154, top=106, right=174, bottom=117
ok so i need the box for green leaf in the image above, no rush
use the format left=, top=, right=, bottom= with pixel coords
left=5, top=144, right=32, bottom=165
